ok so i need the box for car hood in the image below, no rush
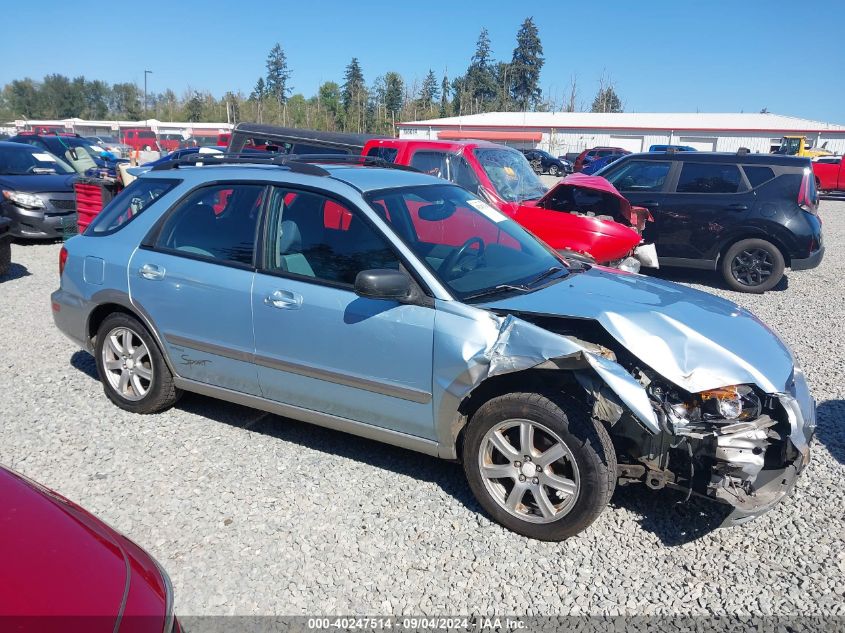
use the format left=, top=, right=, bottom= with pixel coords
left=0, top=173, right=76, bottom=193
left=0, top=467, right=127, bottom=630
left=482, top=267, right=795, bottom=394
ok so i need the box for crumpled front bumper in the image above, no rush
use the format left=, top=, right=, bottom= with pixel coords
left=720, top=372, right=816, bottom=526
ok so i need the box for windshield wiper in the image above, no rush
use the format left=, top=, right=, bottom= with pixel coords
left=526, top=266, right=567, bottom=287
left=463, top=284, right=530, bottom=302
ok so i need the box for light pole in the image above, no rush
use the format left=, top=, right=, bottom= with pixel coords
left=144, top=70, right=153, bottom=120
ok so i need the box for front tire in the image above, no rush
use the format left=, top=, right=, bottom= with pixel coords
left=720, top=238, right=785, bottom=293
left=94, top=313, right=181, bottom=413
left=549, top=164, right=561, bottom=177
left=462, top=392, right=616, bottom=541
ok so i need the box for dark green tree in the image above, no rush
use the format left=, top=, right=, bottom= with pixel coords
left=316, top=81, right=342, bottom=130
left=265, top=43, right=292, bottom=104
left=419, top=69, right=439, bottom=111
left=184, top=90, right=203, bottom=122
left=341, top=58, right=366, bottom=132
left=509, top=17, right=544, bottom=110
left=439, top=72, right=450, bottom=118
left=250, top=77, right=267, bottom=100
left=82, top=80, right=110, bottom=119
left=384, top=72, right=404, bottom=117
left=41, top=74, right=75, bottom=118
left=3, top=78, right=41, bottom=118
left=590, top=82, right=623, bottom=113
left=465, top=28, right=497, bottom=111
left=109, top=82, right=142, bottom=119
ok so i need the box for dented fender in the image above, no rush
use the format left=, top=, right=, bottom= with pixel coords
left=432, top=301, right=659, bottom=458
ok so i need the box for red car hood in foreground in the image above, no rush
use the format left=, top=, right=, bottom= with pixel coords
left=516, top=174, right=647, bottom=262
left=0, top=466, right=171, bottom=633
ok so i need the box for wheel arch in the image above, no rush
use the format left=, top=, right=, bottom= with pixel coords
left=86, top=297, right=179, bottom=377
left=448, top=369, right=590, bottom=462
left=716, top=229, right=792, bottom=267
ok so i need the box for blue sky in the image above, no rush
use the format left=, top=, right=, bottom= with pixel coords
left=2, top=0, right=844, bottom=123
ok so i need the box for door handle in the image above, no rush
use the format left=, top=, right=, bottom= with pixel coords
left=727, top=203, right=749, bottom=211
left=264, top=289, right=302, bottom=310
left=641, top=200, right=660, bottom=208
left=138, top=263, right=166, bottom=280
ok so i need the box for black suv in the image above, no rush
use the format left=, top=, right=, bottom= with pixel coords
left=599, top=152, right=823, bottom=292
left=520, top=149, right=572, bottom=177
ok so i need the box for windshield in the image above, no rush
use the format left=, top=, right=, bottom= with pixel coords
left=365, top=184, right=568, bottom=301
left=0, top=145, right=75, bottom=175
left=474, top=148, right=548, bottom=202
left=777, top=137, right=801, bottom=155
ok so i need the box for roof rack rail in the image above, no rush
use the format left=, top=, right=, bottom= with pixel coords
left=149, top=152, right=420, bottom=175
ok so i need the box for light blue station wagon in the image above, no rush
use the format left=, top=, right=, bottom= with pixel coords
left=52, top=154, right=815, bottom=540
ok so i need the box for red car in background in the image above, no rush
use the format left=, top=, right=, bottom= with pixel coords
left=813, top=154, right=845, bottom=193
left=573, top=146, right=629, bottom=172
left=0, top=465, right=179, bottom=633
left=121, top=129, right=161, bottom=152
left=362, top=138, right=654, bottom=269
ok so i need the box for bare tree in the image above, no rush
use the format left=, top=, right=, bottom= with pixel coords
left=565, top=74, right=578, bottom=113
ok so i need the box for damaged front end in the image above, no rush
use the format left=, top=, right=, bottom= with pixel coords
left=631, top=368, right=816, bottom=525
left=438, top=272, right=816, bottom=526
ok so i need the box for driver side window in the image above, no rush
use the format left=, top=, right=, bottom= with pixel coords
left=265, top=188, right=400, bottom=286
left=606, top=160, right=671, bottom=192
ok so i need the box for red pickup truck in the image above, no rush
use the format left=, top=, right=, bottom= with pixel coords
left=813, top=155, right=845, bottom=193
left=362, top=138, right=655, bottom=269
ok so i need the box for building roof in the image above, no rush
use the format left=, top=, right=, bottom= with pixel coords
left=398, top=112, right=845, bottom=133
left=11, top=118, right=231, bottom=131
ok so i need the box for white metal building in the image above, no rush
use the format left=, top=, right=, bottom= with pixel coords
left=397, top=112, right=845, bottom=156
left=10, top=118, right=231, bottom=139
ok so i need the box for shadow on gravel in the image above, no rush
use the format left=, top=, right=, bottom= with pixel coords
left=645, top=267, right=789, bottom=293
left=815, top=399, right=845, bottom=465
left=63, top=355, right=748, bottom=541
left=610, top=485, right=730, bottom=546
left=176, top=392, right=483, bottom=513
left=0, top=262, right=31, bottom=282
left=71, top=350, right=99, bottom=381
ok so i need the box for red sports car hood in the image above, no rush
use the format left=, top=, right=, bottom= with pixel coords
left=0, top=467, right=127, bottom=631
left=535, top=173, right=632, bottom=215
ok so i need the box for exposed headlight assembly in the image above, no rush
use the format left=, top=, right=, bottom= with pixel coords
left=699, top=385, right=762, bottom=421
left=649, top=382, right=762, bottom=424
left=2, top=190, right=44, bottom=209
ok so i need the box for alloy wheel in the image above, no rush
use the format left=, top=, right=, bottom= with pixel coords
left=478, top=419, right=580, bottom=524
left=101, top=327, right=153, bottom=401
left=730, top=247, right=774, bottom=286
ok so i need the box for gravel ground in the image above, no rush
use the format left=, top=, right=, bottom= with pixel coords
left=1, top=200, right=844, bottom=618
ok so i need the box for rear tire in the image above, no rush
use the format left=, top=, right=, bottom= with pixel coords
left=0, top=240, right=10, bottom=277
left=94, top=313, right=181, bottom=413
left=462, top=391, right=616, bottom=541
left=720, top=238, right=785, bottom=293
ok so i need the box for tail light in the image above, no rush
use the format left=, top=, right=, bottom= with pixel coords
left=59, top=246, right=68, bottom=276
left=798, top=167, right=819, bottom=214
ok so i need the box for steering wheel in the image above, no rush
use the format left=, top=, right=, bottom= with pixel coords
left=439, top=237, right=485, bottom=279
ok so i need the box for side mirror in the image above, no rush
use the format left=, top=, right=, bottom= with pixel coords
left=354, top=269, right=412, bottom=301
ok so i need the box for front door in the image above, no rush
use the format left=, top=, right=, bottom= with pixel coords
left=129, top=182, right=265, bottom=394
left=251, top=187, right=436, bottom=439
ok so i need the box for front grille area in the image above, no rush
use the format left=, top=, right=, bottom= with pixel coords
left=49, top=199, right=76, bottom=210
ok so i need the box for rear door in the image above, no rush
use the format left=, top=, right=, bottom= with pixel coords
left=128, top=181, right=264, bottom=394
left=656, top=161, right=755, bottom=261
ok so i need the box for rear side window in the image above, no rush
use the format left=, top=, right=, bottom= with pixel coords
left=605, top=160, right=671, bottom=192
left=742, top=165, right=776, bottom=188
left=410, top=151, right=449, bottom=178
left=154, top=183, right=265, bottom=266
left=676, top=163, right=742, bottom=193
left=366, top=146, right=399, bottom=163
left=86, top=178, right=179, bottom=235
